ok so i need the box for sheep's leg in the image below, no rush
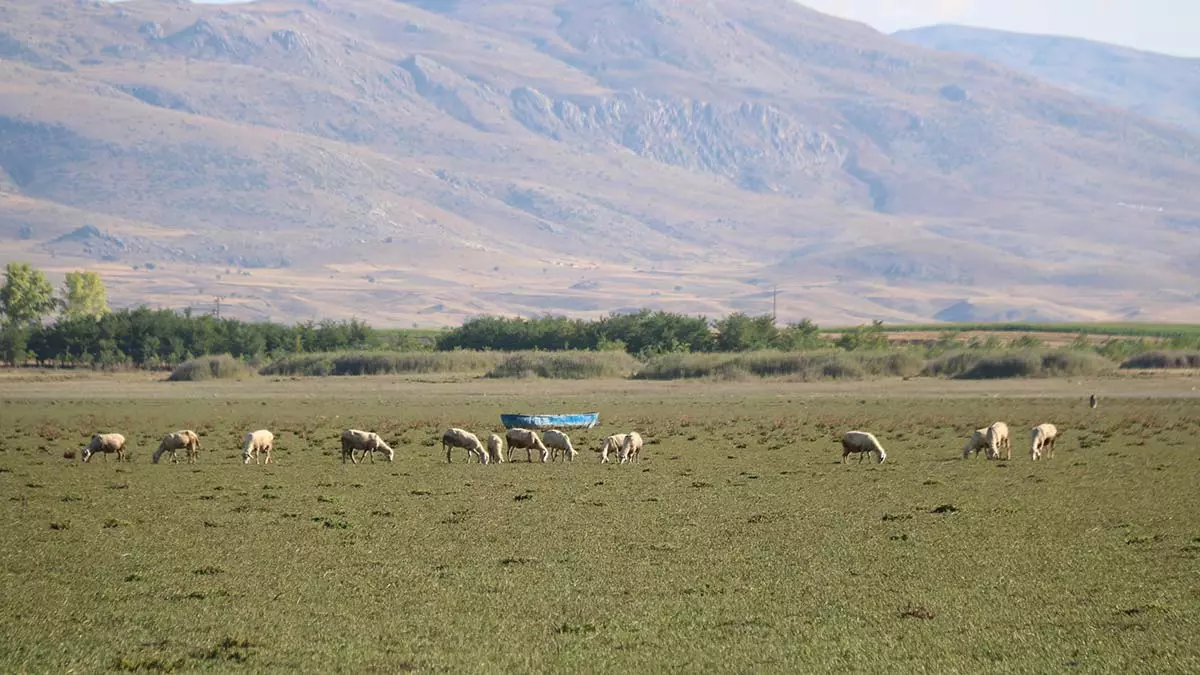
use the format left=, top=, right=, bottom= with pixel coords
left=445, top=443, right=452, bottom=464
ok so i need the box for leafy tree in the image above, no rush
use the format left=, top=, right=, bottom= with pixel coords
left=775, top=318, right=824, bottom=351
left=836, top=320, right=889, bottom=351
left=713, top=313, right=778, bottom=352
left=0, top=262, right=56, bottom=325
left=61, top=271, right=109, bottom=318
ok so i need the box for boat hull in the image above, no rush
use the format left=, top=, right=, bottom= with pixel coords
left=500, top=413, right=599, bottom=430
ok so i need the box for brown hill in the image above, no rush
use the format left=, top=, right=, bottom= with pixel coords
left=1, top=0, right=1198, bottom=326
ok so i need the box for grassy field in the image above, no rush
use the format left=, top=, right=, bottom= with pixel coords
left=1, top=374, right=1198, bottom=672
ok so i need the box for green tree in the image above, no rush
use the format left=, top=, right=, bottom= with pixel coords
left=836, top=320, right=889, bottom=351
left=713, top=313, right=778, bottom=352
left=775, top=318, right=824, bottom=351
left=0, top=262, right=56, bottom=325
left=61, top=271, right=109, bottom=319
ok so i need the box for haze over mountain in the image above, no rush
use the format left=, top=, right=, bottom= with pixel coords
left=1, top=0, right=1198, bottom=326
left=894, top=24, right=1200, bottom=135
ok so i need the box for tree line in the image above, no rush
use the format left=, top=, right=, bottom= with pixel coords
left=0, top=262, right=884, bottom=368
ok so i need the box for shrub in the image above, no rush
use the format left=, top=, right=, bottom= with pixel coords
left=926, top=350, right=1114, bottom=379
left=486, top=351, right=641, bottom=379
left=1120, top=351, right=1200, bottom=369
left=168, top=354, right=252, bottom=381
left=635, top=350, right=923, bottom=381
left=259, top=351, right=503, bottom=377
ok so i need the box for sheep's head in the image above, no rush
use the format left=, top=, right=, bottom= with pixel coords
left=876, top=450, right=887, bottom=464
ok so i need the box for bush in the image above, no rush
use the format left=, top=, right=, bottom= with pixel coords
left=925, top=350, right=1114, bottom=379
left=259, top=351, right=503, bottom=377
left=1120, top=351, right=1200, bottom=369
left=635, top=350, right=923, bottom=381
left=168, top=354, right=252, bottom=381
left=486, top=351, right=641, bottom=379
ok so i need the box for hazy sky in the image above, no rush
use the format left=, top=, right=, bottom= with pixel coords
left=799, top=0, right=1198, bottom=57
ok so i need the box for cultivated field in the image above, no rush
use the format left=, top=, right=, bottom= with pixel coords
left=1, top=374, right=1198, bottom=672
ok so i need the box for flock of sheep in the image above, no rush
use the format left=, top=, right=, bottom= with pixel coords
left=75, top=426, right=646, bottom=465
left=76, top=421, right=1062, bottom=466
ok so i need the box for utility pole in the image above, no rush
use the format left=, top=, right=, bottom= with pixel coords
left=213, top=296, right=225, bottom=318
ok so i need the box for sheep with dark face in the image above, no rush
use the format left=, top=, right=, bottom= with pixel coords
left=442, top=428, right=487, bottom=463
left=82, top=433, right=127, bottom=463
left=841, top=431, right=886, bottom=464
left=505, top=428, right=549, bottom=463
left=961, top=428, right=991, bottom=460
left=152, top=430, right=200, bottom=464
left=341, top=429, right=395, bottom=464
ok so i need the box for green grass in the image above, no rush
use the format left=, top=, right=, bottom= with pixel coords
left=1, top=379, right=1198, bottom=672
left=486, top=351, right=642, bottom=379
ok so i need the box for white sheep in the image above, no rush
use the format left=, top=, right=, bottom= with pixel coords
left=505, top=428, right=549, bottom=463
left=81, top=433, right=127, bottom=463
left=620, top=432, right=644, bottom=464
left=1030, top=423, right=1058, bottom=460
left=599, top=433, right=629, bottom=464
left=1089, top=394, right=1098, bottom=409
left=961, top=428, right=991, bottom=459
left=152, top=430, right=200, bottom=464
left=543, top=429, right=578, bottom=462
left=987, top=421, right=1011, bottom=460
left=442, top=428, right=487, bottom=463
left=842, top=430, right=886, bottom=464
left=487, top=433, right=505, bottom=464
left=242, top=429, right=274, bottom=465
left=341, top=429, right=395, bottom=464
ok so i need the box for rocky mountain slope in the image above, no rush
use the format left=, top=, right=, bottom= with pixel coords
left=1, top=0, right=1198, bottom=326
left=894, top=24, right=1200, bottom=135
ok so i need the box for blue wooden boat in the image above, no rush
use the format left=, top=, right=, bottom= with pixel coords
left=500, top=412, right=599, bottom=430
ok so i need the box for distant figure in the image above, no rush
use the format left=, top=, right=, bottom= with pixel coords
left=1089, top=394, right=1098, bottom=409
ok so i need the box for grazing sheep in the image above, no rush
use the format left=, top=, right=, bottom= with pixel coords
left=599, top=433, right=629, bottom=464
left=987, top=422, right=1011, bottom=460
left=487, top=433, right=505, bottom=464
left=505, top=428, right=549, bottom=463
left=81, top=433, right=127, bottom=463
left=152, top=430, right=201, bottom=464
left=1089, top=394, right=1098, bottom=409
left=242, top=429, right=274, bottom=465
left=841, top=431, right=886, bottom=464
left=620, top=432, right=644, bottom=464
left=341, top=429, right=394, bottom=464
left=543, top=429, right=578, bottom=462
left=961, top=428, right=991, bottom=460
left=442, top=428, right=487, bottom=463
left=1030, top=423, right=1058, bottom=460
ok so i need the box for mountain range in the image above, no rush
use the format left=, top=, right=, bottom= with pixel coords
left=1, top=0, right=1198, bottom=326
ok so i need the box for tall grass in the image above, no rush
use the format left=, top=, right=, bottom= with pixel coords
left=833, top=322, right=1200, bottom=338
left=168, top=354, right=252, bottom=381
left=486, top=351, right=641, bottom=379
left=922, top=350, right=1114, bottom=379
left=635, top=350, right=925, bottom=381
left=259, top=351, right=503, bottom=377
left=1120, top=351, right=1200, bottom=369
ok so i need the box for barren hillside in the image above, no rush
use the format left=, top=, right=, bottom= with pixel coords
left=1, top=0, right=1198, bottom=326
